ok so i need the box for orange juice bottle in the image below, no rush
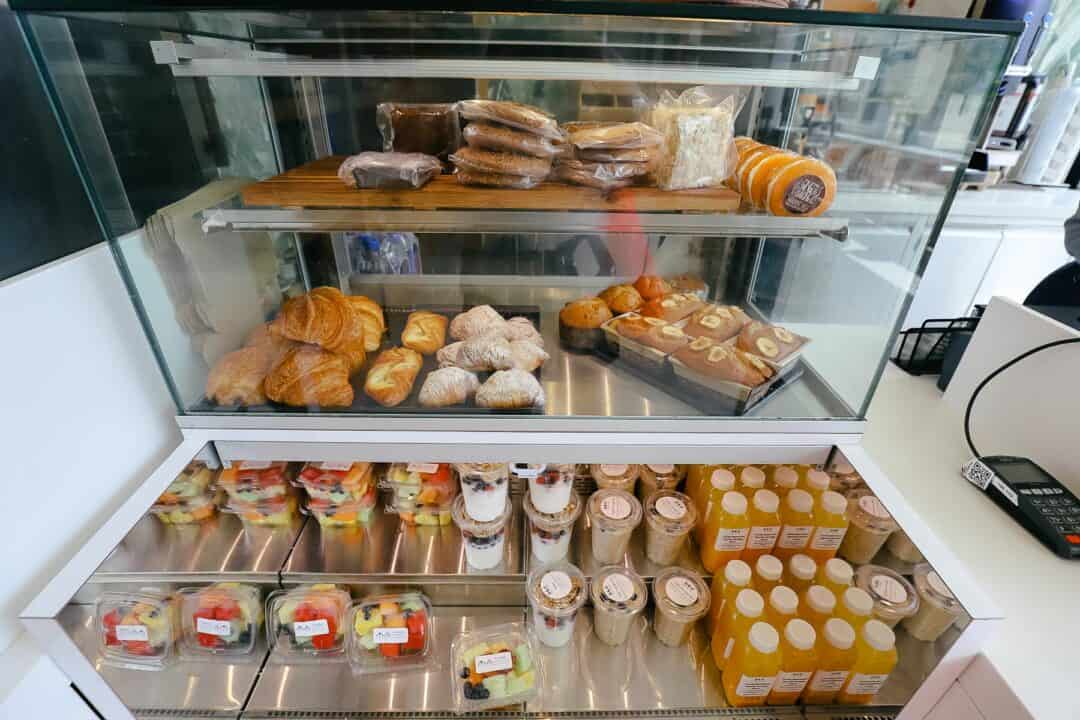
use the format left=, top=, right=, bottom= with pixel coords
left=707, top=559, right=752, bottom=636
left=764, top=585, right=798, bottom=630
left=836, top=587, right=874, bottom=632
left=787, top=554, right=817, bottom=596
left=800, top=585, right=836, bottom=634
left=806, top=491, right=849, bottom=563
left=737, top=466, right=766, bottom=502
left=696, top=469, right=736, bottom=546
left=687, top=464, right=724, bottom=511
left=768, top=465, right=799, bottom=499
left=743, top=490, right=781, bottom=564
left=722, top=621, right=781, bottom=707
left=700, top=491, right=750, bottom=574
left=802, top=618, right=857, bottom=705
left=802, top=468, right=831, bottom=502
left=711, top=588, right=763, bottom=670
left=767, top=618, right=818, bottom=705
left=818, top=557, right=854, bottom=598
left=753, top=554, right=783, bottom=597
left=837, top=620, right=898, bottom=704
left=774, top=489, right=814, bottom=562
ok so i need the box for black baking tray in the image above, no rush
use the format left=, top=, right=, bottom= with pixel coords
left=190, top=304, right=544, bottom=415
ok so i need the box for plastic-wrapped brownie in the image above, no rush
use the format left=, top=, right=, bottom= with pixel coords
left=376, top=103, right=461, bottom=159
left=337, top=152, right=442, bottom=190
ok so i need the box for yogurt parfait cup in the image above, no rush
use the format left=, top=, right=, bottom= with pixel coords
left=455, top=463, right=509, bottom=522
left=637, top=464, right=685, bottom=502
left=590, top=566, right=647, bottom=646
left=643, top=490, right=698, bottom=565
left=652, top=567, right=710, bottom=647
left=527, top=563, right=588, bottom=647
left=524, top=491, right=582, bottom=564
left=903, top=563, right=964, bottom=642
left=587, top=489, right=643, bottom=564
left=452, top=494, right=512, bottom=570
left=838, top=489, right=898, bottom=564
left=589, top=464, right=640, bottom=493
left=854, top=564, right=920, bottom=628
left=516, top=463, right=575, bottom=514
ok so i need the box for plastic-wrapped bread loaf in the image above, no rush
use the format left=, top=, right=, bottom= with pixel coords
left=376, top=103, right=460, bottom=159
left=577, top=146, right=660, bottom=164
left=649, top=90, right=737, bottom=191
left=568, top=122, right=663, bottom=150
left=463, top=121, right=561, bottom=159
left=454, top=170, right=542, bottom=189
left=553, top=163, right=634, bottom=191
left=457, top=99, right=562, bottom=140
left=450, top=147, right=552, bottom=179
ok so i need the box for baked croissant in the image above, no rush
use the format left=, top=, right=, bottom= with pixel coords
left=510, top=340, right=549, bottom=372
left=347, top=295, right=385, bottom=352
left=244, top=322, right=296, bottom=365
left=418, top=367, right=480, bottom=408
left=505, top=316, right=544, bottom=347
left=476, top=368, right=545, bottom=409
left=449, top=305, right=507, bottom=341
left=364, top=347, right=423, bottom=407
left=272, top=287, right=367, bottom=372
left=206, top=346, right=271, bottom=406
left=264, top=345, right=354, bottom=408
left=401, top=310, right=448, bottom=355
left=436, top=341, right=463, bottom=368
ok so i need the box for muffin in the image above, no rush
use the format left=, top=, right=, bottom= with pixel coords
left=683, top=305, right=751, bottom=343
left=633, top=275, right=671, bottom=301
left=736, top=321, right=803, bottom=362
left=598, top=284, right=644, bottom=315
left=640, top=293, right=704, bottom=323
left=673, top=336, right=774, bottom=387
left=559, top=297, right=613, bottom=351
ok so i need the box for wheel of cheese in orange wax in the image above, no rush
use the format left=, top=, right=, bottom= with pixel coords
left=764, top=157, right=837, bottom=217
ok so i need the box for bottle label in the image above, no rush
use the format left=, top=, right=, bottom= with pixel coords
left=115, top=624, right=148, bottom=642
left=320, top=462, right=353, bottom=471
left=475, top=651, right=513, bottom=673
left=601, top=573, right=635, bottom=603
left=871, top=574, right=908, bottom=603
left=809, top=526, right=848, bottom=550
left=735, top=674, right=775, bottom=698
left=407, top=463, right=439, bottom=474
left=196, top=618, right=232, bottom=637
left=293, top=619, right=330, bottom=638
left=666, top=577, right=699, bottom=607
left=373, top=627, right=410, bottom=644
left=777, top=525, right=812, bottom=549
left=541, top=571, right=572, bottom=600
left=747, top=525, right=781, bottom=550
left=655, top=496, right=687, bottom=521
left=714, top=527, right=749, bottom=553
left=809, top=669, right=849, bottom=692
left=600, top=495, right=631, bottom=520
left=773, top=670, right=812, bottom=694
left=845, top=672, right=890, bottom=696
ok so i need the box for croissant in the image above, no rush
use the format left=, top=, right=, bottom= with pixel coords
left=455, top=336, right=514, bottom=372
left=271, top=287, right=367, bottom=372
left=364, top=347, right=423, bottom=407
left=476, top=368, right=545, bottom=409
left=347, top=295, right=386, bottom=352
left=418, top=367, right=480, bottom=408
left=510, top=340, right=549, bottom=372
left=436, top=341, right=463, bottom=368
left=449, top=305, right=507, bottom=341
left=206, top=346, right=271, bottom=406
left=402, top=311, right=448, bottom=355
left=264, top=345, right=354, bottom=408
left=505, top=317, right=544, bottom=347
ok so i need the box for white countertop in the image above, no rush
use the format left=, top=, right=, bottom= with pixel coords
left=864, top=365, right=1076, bottom=720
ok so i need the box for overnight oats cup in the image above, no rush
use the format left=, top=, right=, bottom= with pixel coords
left=516, top=463, right=575, bottom=514
left=637, top=464, right=686, bottom=502
left=452, top=494, right=512, bottom=570
left=590, top=566, right=647, bottom=646
left=652, top=567, right=710, bottom=647
left=589, top=464, right=640, bottom=493
left=643, top=490, right=698, bottom=565
left=587, top=489, right=643, bottom=564
left=527, top=563, right=588, bottom=647
left=524, top=491, right=582, bottom=564
left=455, top=463, right=509, bottom=522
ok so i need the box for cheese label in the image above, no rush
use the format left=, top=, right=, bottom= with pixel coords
left=115, top=624, right=148, bottom=642
left=373, top=627, right=409, bottom=644
left=293, top=619, right=330, bottom=638
left=196, top=618, right=232, bottom=637
left=784, top=174, right=826, bottom=215
left=475, top=651, right=513, bottom=673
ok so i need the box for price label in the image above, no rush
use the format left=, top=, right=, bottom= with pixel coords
left=238, top=460, right=271, bottom=470
left=600, top=495, right=631, bottom=520
left=115, top=624, right=148, bottom=642
left=541, top=571, right=573, bottom=600
left=665, top=576, right=699, bottom=607
left=601, top=573, right=635, bottom=603
left=293, top=619, right=330, bottom=638
left=655, top=496, right=687, bottom=521
left=475, top=651, right=513, bottom=673
left=407, top=463, right=440, bottom=474
left=196, top=618, right=233, bottom=637
left=871, top=575, right=908, bottom=603
left=320, top=461, right=353, bottom=471
left=373, top=627, right=410, bottom=644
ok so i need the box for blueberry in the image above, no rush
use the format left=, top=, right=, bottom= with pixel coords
left=461, top=667, right=470, bottom=679
left=475, top=686, right=491, bottom=700
left=463, top=682, right=477, bottom=699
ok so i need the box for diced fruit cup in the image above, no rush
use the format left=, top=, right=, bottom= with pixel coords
left=295, top=462, right=374, bottom=504
left=96, top=590, right=178, bottom=670
left=217, top=461, right=294, bottom=504
left=178, top=583, right=262, bottom=658
left=157, top=461, right=217, bottom=504
left=385, top=463, right=459, bottom=526
left=346, top=592, right=433, bottom=674
left=302, top=486, right=378, bottom=528
left=224, top=495, right=298, bottom=528
left=451, top=622, right=541, bottom=712
left=150, top=491, right=219, bottom=525
left=266, top=584, right=351, bottom=662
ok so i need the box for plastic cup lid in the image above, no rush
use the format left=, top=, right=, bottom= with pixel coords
left=806, top=469, right=830, bottom=491
left=786, top=489, right=813, bottom=514
left=785, top=618, right=816, bottom=651
left=769, top=586, right=799, bottom=616
left=523, top=491, right=582, bottom=530
left=843, top=587, right=874, bottom=616
left=913, top=563, right=962, bottom=612
left=863, top=619, right=896, bottom=651
left=451, top=494, right=511, bottom=535
left=790, top=553, right=816, bottom=580
left=710, top=468, right=736, bottom=491
left=824, top=618, right=855, bottom=649
left=646, top=464, right=679, bottom=476
left=847, top=490, right=898, bottom=532
left=591, top=464, right=639, bottom=482
left=773, top=466, right=798, bottom=489
left=824, top=558, right=854, bottom=586
left=740, top=466, right=766, bottom=489
left=752, top=489, right=780, bottom=514
left=855, top=565, right=920, bottom=618
left=722, top=490, right=748, bottom=516
left=527, top=564, right=587, bottom=617
left=453, top=463, right=508, bottom=480
left=590, top=566, right=647, bottom=616
left=644, top=490, right=697, bottom=535
left=725, top=559, right=753, bottom=587
left=755, top=554, right=783, bottom=582
left=820, top=490, right=847, bottom=516
left=588, top=488, right=643, bottom=530
left=735, top=588, right=764, bottom=618
left=653, top=567, right=710, bottom=621
left=806, top=585, right=836, bottom=614
left=749, top=621, right=779, bottom=654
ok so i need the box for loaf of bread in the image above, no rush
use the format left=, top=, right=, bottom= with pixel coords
left=476, top=368, right=545, bottom=409
left=558, top=297, right=612, bottom=329
left=736, top=321, right=803, bottom=362
left=683, top=305, right=751, bottom=343
left=450, top=146, right=552, bottom=179
left=363, top=347, right=423, bottom=407
left=667, top=274, right=707, bottom=296
left=634, top=322, right=691, bottom=355
left=418, top=366, right=480, bottom=408
left=264, top=345, right=354, bottom=408
left=463, top=121, right=561, bottom=159
left=457, top=100, right=561, bottom=141
left=673, top=336, right=774, bottom=387
left=401, top=310, right=448, bottom=355
left=611, top=313, right=667, bottom=342
left=633, top=275, right=671, bottom=301
left=598, top=284, right=644, bottom=315
left=640, top=293, right=705, bottom=323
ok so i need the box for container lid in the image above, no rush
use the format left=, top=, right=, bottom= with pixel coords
left=645, top=463, right=679, bottom=475
left=806, top=469, right=830, bottom=492
left=266, top=584, right=351, bottom=660
left=820, top=490, right=847, bottom=516
left=769, top=586, right=799, bottom=616
left=739, top=466, right=765, bottom=490
left=773, top=466, right=798, bottom=490
left=855, top=565, right=920, bottom=620
left=710, top=468, right=736, bottom=492
left=789, top=553, right=816, bottom=581
left=786, top=489, right=813, bottom=514
left=454, top=463, right=509, bottom=480
left=805, top=585, right=836, bottom=614
left=450, top=621, right=541, bottom=712
left=587, top=488, right=643, bottom=531
left=151, top=492, right=217, bottom=514
left=219, top=461, right=291, bottom=487
left=653, top=567, right=710, bottom=621
left=451, top=494, right=512, bottom=535
left=823, top=558, right=854, bottom=587
left=721, top=490, right=748, bottom=516
left=303, top=493, right=378, bottom=517
left=748, top=621, right=779, bottom=654
left=527, top=563, right=588, bottom=617
left=784, top=618, right=815, bottom=651
left=862, top=619, right=896, bottom=652
left=96, top=590, right=177, bottom=668
left=222, top=494, right=298, bottom=519
left=590, top=463, right=640, bottom=483
left=346, top=591, right=433, bottom=674
left=591, top=566, right=647, bottom=616
left=842, top=587, right=874, bottom=617
left=523, top=491, right=582, bottom=530
left=823, top=618, right=855, bottom=650
left=846, top=489, right=899, bottom=533
left=755, top=554, right=782, bottom=582
left=752, top=489, right=780, bottom=514
left=164, top=462, right=216, bottom=496
left=297, top=462, right=372, bottom=488
left=178, top=583, right=262, bottom=658
left=735, top=588, right=764, bottom=618
left=644, top=490, right=697, bottom=535
left=725, top=559, right=753, bottom=587
left=512, top=462, right=574, bottom=479
left=912, top=563, right=963, bottom=614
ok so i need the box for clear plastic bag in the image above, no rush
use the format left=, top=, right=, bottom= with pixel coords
left=462, top=121, right=561, bottom=159
left=568, top=122, right=664, bottom=150
left=454, top=169, right=543, bottom=189
left=577, top=146, right=659, bottom=164
left=450, top=147, right=552, bottom=179
left=376, top=103, right=460, bottom=158
left=553, top=160, right=638, bottom=191
left=457, top=99, right=562, bottom=141
left=337, top=152, right=442, bottom=189
left=646, top=86, right=740, bottom=191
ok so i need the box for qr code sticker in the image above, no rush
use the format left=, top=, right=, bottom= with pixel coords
left=962, top=458, right=995, bottom=491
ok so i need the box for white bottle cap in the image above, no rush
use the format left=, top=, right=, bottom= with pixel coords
left=807, top=469, right=830, bottom=492
left=725, top=559, right=753, bottom=587
left=824, top=558, right=854, bottom=587
left=755, top=554, right=783, bottom=582
left=740, top=466, right=766, bottom=490
left=784, top=618, right=816, bottom=651
left=748, top=621, right=779, bottom=654
left=824, top=617, right=856, bottom=650
left=711, top=468, right=736, bottom=492
left=735, top=588, right=765, bottom=618
left=863, top=619, right=896, bottom=652
left=752, top=489, right=780, bottom=514
left=773, top=466, right=799, bottom=490
left=769, top=585, right=799, bottom=616
left=806, top=585, right=836, bottom=614
left=820, top=490, right=848, bottom=516
left=790, top=553, right=817, bottom=581
left=722, top=491, right=748, bottom=516
left=786, top=489, right=813, bottom=514
left=842, top=587, right=873, bottom=617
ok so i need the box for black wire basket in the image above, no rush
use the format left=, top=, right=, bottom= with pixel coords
left=892, top=316, right=982, bottom=376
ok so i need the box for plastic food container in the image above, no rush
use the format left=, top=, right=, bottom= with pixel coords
left=903, top=564, right=964, bottom=642
left=885, top=529, right=925, bottom=564
left=652, top=567, right=710, bottom=647
left=854, top=565, right=920, bottom=628
left=591, top=566, right=647, bottom=646
left=524, top=491, right=581, bottom=564
left=589, top=464, right=640, bottom=493
left=828, top=459, right=864, bottom=493
left=838, top=490, right=899, bottom=564
left=158, top=461, right=216, bottom=504
left=224, top=495, right=298, bottom=528
left=451, top=621, right=541, bottom=712
left=150, top=492, right=218, bottom=525
left=303, top=493, right=378, bottom=528
left=643, top=490, right=698, bottom=565
left=266, top=584, right=350, bottom=662
left=527, top=563, right=588, bottom=647
left=637, top=464, right=685, bottom=502
left=452, top=494, right=512, bottom=570
left=347, top=592, right=433, bottom=674
left=587, top=489, right=643, bottom=564
left=96, top=590, right=178, bottom=670
left=384, top=463, right=458, bottom=526
left=455, top=463, right=510, bottom=522
left=515, top=463, right=575, bottom=515
left=295, top=462, right=374, bottom=504
left=217, top=461, right=294, bottom=504
left=178, top=583, right=262, bottom=659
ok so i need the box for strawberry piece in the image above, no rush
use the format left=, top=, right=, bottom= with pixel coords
left=404, top=612, right=426, bottom=652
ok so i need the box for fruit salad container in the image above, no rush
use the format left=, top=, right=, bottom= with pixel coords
left=223, top=494, right=298, bottom=528
left=157, top=461, right=217, bottom=504
left=347, top=592, right=433, bottom=674
left=451, top=622, right=541, bottom=712
left=294, top=462, right=374, bottom=504
left=177, top=583, right=262, bottom=659
left=266, top=584, right=351, bottom=663
left=217, top=461, right=294, bottom=504
left=514, top=463, right=575, bottom=515
left=384, top=463, right=459, bottom=526
left=96, top=590, right=178, bottom=670
left=149, top=491, right=220, bottom=525
left=454, top=463, right=509, bottom=522
left=302, top=488, right=378, bottom=528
